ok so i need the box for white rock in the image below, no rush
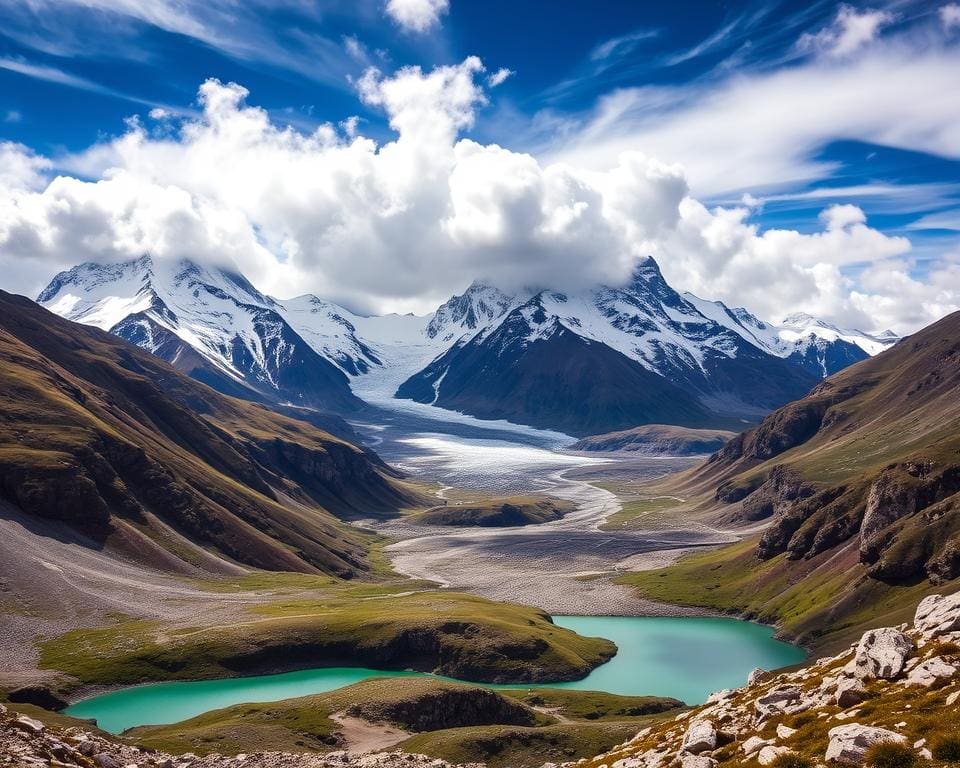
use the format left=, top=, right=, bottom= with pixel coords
left=906, top=657, right=957, bottom=687
left=947, top=690, right=960, bottom=706
left=835, top=678, right=868, bottom=707
left=825, top=724, right=906, bottom=763
left=12, top=715, right=44, bottom=735
left=915, top=593, right=960, bottom=639
left=777, top=724, right=798, bottom=739
left=755, top=687, right=802, bottom=719
left=759, top=746, right=793, bottom=766
left=844, top=628, right=913, bottom=680
left=914, top=739, right=926, bottom=748
left=743, top=737, right=774, bottom=755
left=920, top=748, right=933, bottom=760
left=682, top=719, right=717, bottom=754
left=680, top=755, right=717, bottom=768
left=748, top=668, right=767, bottom=686
left=707, top=689, right=734, bottom=704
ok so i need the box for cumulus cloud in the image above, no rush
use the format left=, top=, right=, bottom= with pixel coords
left=798, top=5, right=894, bottom=58
left=385, top=0, right=449, bottom=33
left=0, top=59, right=953, bottom=333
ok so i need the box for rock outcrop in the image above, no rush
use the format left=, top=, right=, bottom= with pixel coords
left=575, top=593, right=960, bottom=768
left=825, top=724, right=905, bottom=763
left=843, top=627, right=913, bottom=680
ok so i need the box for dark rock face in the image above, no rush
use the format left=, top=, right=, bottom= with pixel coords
left=740, top=466, right=814, bottom=522
left=786, top=337, right=869, bottom=378
left=6, top=686, right=68, bottom=711
left=347, top=687, right=538, bottom=731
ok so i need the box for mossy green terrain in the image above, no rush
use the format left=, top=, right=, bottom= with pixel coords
left=619, top=538, right=950, bottom=650
left=130, top=677, right=682, bottom=767
left=39, top=589, right=616, bottom=690
left=408, top=495, right=575, bottom=527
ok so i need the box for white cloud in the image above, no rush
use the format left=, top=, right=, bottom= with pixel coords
left=942, top=4, right=960, bottom=31
left=551, top=36, right=960, bottom=197
left=798, top=5, right=894, bottom=58
left=1, top=0, right=370, bottom=90
left=384, top=0, right=449, bottom=33
left=487, top=67, right=514, bottom=87
left=0, top=61, right=952, bottom=334
left=4, top=110, right=22, bottom=124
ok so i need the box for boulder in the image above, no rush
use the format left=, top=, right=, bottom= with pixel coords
left=12, top=715, right=44, bottom=735
left=826, top=724, right=905, bottom=763
left=682, top=719, right=717, bottom=754
left=844, top=628, right=912, bottom=680
left=835, top=678, right=869, bottom=707
left=93, top=755, right=121, bottom=768
left=706, top=689, right=734, bottom=704
left=759, top=746, right=793, bottom=766
left=915, top=594, right=960, bottom=639
left=742, top=737, right=774, bottom=755
left=777, top=724, right=798, bottom=739
left=906, top=657, right=957, bottom=687
left=748, top=668, right=766, bottom=686
left=680, top=755, right=717, bottom=768
left=755, top=686, right=801, bottom=719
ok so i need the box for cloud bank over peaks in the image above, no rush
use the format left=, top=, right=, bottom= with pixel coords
left=0, top=56, right=953, bottom=335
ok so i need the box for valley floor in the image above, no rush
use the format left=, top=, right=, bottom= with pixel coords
left=352, top=406, right=731, bottom=615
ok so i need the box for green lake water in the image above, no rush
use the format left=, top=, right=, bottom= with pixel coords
left=65, top=615, right=805, bottom=734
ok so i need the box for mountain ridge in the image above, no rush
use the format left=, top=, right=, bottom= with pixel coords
left=0, top=289, right=419, bottom=578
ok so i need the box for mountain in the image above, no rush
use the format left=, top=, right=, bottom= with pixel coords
left=622, top=309, right=960, bottom=645
left=0, top=290, right=418, bottom=578
left=397, top=259, right=830, bottom=435
left=398, top=292, right=715, bottom=435
left=679, top=298, right=897, bottom=377
left=37, top=255, right=365, bottom=413
left=38, top=255, right=897, bottom=437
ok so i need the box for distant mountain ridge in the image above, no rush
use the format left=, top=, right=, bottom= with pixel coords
left=38, top=254, right=899, bottom=436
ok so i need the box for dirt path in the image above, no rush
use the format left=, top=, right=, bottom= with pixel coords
left=330, top=712, right=412, bottom=754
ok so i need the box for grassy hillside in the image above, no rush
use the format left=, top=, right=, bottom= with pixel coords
left=131, top=677, right=681, bottom=767
left=409, top=495, right=575, bottom=527
left=0, top=291, right=423, bottom=578
left=571, top=424, right=737, bottom=455
left=39, top=589, right=617, bottom=688
left=621, top=311, right=960, bottom=648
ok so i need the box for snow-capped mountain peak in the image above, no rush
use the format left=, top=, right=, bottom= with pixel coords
left=425, top=281, right=516, bottom=342
left=38, top=254, right=363, bottom=411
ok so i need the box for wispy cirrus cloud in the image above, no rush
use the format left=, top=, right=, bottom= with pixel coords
left=0, top=0, right=373, bottom=90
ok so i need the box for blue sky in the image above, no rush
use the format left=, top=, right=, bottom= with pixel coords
left=0, top=0, right=958, bottom=331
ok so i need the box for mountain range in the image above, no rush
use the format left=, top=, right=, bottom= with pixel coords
left=37, top=254, right=898, bottom=436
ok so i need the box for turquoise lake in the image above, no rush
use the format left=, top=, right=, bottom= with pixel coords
left=66, top=615, right=805, bottom=733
